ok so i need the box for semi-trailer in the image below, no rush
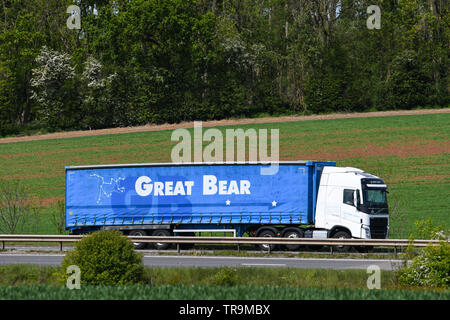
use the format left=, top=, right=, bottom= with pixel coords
left=65, top=161, right=389, bottom=251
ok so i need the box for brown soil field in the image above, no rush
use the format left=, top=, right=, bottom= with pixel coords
left=1, top=108, right=449, bottom=144
left=291, top=140, right=450, bottom=160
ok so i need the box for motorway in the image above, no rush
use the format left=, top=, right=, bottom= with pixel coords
left=0, top=253, right=403, bottom=270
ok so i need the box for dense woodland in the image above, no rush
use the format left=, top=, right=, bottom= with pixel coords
left=0, top=0, right=448, bottom=135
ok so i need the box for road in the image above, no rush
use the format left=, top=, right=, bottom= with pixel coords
left=0, top=254, right=403, bottom=270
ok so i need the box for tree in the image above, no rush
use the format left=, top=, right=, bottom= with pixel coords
left=30, top=46, right=79, bottom=130
left=0, top=180, right=31, bottom=234
left=80, top=56, right=116, bottom=129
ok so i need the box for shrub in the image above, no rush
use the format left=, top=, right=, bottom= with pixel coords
left=212, top=267, right=238, bottom=286
left=397, top=241, right=450, bottom=288
left=397, top=218, right=449, bottom=288
left=56, top=230, right=144, bottom=286
left=413, top=218, right=446, bottom=240
left=0, top=180, right=33, bottom=234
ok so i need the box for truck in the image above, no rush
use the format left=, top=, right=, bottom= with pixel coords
left=65, top=161, right=389, bottom=251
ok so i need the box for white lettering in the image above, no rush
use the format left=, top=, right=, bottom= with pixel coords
left=227, top=180, right=239, bottom=195
left=173, top=181, right=185, bottom=195
left=165, top=181, right=173, bottom=195
left=240, top=180, right=251, bottom=194
left=203, top=175, right=218, bottom=195
left=154, top=181, right=164, bottom=196
left=135, top=176, right=152, bottom=196
left=184, top=181, right=194, bottom=195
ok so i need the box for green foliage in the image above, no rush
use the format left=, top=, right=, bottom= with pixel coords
left=388, top=50, right=432, bottom=109
left=212, top=267, right=238, bottom=286
left=397, top=218, right=450, bottom=288
left=56, top=230, right=144, bottom=285
left=0, top=265, right=59, bottom=286
left=0, top=0, right=448, bottom=135
left=413, top=218, right=448, bottom=240
left=398, top=241, right=450, bottom=288
left=2, top=265, right=449, bottom=300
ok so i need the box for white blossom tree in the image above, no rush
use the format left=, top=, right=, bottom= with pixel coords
left=30, top=46, right=77, bottom=129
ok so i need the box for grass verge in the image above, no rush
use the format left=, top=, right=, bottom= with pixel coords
left=1, top=265, right=448, bottom=300
left=0, top=284, right=448, bottom=300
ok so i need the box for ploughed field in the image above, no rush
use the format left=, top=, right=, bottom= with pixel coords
left=0, top=112, right=448, bottom=238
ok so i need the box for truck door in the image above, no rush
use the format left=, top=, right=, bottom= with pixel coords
left=340, top=189, right=360, bottom=236
left=325, top=187, right=341, bottom=227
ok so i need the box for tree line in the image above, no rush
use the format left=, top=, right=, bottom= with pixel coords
left=0, top=0, right=448, bottom=135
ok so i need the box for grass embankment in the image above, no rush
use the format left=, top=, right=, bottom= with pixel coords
left=0, top=265, right=448, bottom=300
left=0, top=113, right=449, bottom=237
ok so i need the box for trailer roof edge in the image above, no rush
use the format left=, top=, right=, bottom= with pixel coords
left=65, top=160, right=336, bottom=170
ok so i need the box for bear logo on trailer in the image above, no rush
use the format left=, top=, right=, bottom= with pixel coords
left=90, top=174, right=125, bottom=204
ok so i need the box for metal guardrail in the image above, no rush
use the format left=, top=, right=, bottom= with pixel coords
left=0, top=234, right=447, bottom=253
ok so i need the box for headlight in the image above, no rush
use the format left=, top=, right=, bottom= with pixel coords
left=362, top=226, right=371, bottom=238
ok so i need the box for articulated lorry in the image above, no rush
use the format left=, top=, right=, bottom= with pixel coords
left=65, top=161, right=389, bottom=251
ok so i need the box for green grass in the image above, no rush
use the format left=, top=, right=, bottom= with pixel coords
left=0, top=265, right=397, bottom=288
left=0, top=265, right=448, bottom=300
left=1, top=284, right=448, bottom=300
left=0, top=113, right=449, bottom=237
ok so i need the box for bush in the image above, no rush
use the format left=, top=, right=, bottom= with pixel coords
left=396, top=218, right=450, bottom=288
left=56, top=230, right=144, bottom=286
left=397, top=242, right=450, bottom=288
left=212, top=267, right=238, bottom=286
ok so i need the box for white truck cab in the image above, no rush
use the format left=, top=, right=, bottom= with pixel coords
left=315, top=166, right=389, bottom=239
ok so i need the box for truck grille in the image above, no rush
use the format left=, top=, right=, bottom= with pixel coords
left=370, top=217, right=388, bottom=239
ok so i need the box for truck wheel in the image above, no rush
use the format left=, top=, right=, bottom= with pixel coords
left=283, top=228, right=304, bottom=251
left=129, top=230, right=148, bottom=250
left=152, top=229, right=171, bottom=250
left=257, top=230, right=277, bottom=252
left=332, top=230, right=351, bottom=253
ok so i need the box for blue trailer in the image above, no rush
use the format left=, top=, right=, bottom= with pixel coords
left=65, top=160, right=389, bottom=250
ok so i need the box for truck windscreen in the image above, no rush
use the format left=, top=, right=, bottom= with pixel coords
left=364, top=188, right=387, bottom=205
left=361, top=187, right=388, bottom=215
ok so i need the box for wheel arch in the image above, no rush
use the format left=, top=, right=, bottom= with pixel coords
left=328, top=225, right=352, bottom=238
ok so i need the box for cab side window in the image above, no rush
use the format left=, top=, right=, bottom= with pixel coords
left=343, top=189, right=355, bottom=206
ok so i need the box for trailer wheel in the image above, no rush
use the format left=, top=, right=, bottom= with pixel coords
left=129, top=230, right=148, bottom=250
left=257, top=230, right=277, bottom=252
left=152, top=229, right=171, bottom=250
left=332, top=230, right=351, bottom=253
left=283, top=228, right=304, bottom=251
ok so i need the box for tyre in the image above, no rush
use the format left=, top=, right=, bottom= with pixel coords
left=257, top=229, right=277, bottom=252
left=332, top=230, right=351, bottom=253
left=283, top=228, right=304, bottom=251
left=129, top=230, right=148, bottom=250
left=152, top=229, right=171, bottom=250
